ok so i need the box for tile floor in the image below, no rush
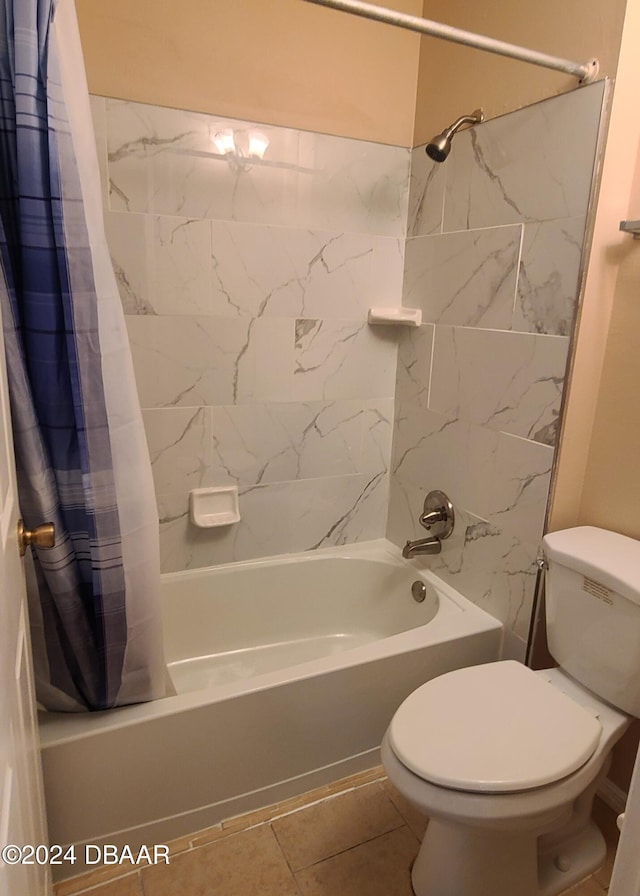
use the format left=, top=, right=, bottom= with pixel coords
left=54, top=767, right=619, bottom=896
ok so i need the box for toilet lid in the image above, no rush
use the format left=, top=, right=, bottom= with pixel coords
left=389, top=661, right=602, bottom=793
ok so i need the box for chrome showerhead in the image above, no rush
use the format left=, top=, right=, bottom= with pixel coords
left=425, top=108, right=484, bottom=163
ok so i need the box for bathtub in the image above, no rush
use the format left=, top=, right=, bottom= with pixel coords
left=39, top=538, right=502, bottom=877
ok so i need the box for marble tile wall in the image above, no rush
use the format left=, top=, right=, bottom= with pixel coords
left=94, top=83, right=605, bottom=653
left=92, top=97, right=409, bottom=571
left=387, top=81, right=607, bottom=656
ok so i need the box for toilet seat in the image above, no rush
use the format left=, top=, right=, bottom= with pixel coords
left=388, top=661, right=602, bottom=794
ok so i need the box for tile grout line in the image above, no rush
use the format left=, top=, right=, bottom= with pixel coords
left=284, top=822, right=411, bottom=876
left=382, top=791, right=425, bottom=843
left=268, top=821, right=301, bottom=891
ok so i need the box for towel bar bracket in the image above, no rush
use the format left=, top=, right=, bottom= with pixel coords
left=619, top=220, right=640, bottom=239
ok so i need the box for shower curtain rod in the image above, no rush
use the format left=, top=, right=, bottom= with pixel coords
left=302, top=0, right=599, bottom=83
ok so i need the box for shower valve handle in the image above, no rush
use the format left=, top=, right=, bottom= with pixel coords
left=418, top=491, right=455, bottom=540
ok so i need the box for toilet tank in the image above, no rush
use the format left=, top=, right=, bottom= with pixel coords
left=543, top=526, right=640, bottom=717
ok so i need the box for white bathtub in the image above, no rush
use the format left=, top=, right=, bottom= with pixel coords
left=39, top=539, right=502, bottom=877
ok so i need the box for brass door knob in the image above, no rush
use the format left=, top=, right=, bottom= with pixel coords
left=17, top=520, right=55, bottom=557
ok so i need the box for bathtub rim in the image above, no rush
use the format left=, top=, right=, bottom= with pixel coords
left=38, top=538, right=503, bottom=748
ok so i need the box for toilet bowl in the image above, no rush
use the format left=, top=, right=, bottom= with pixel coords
left=383, top=662, right=629, bottom=896
left=383, top=526, right=640, bottom=896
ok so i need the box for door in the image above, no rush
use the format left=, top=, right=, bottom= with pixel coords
left=608, top=745, right=640, bottom=895
left=0, top=300, right=51, bottom=896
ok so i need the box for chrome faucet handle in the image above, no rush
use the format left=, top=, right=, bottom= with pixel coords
left=419, top=490, right=454, bottom=540
left=419, top=508, right=447, bottom=527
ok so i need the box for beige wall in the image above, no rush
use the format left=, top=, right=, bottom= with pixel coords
left=550, top=0, right=640, bottom=538
left=545, top=0, right=640, bottom=793
left=75, top=1, right=626, bottom=148
left=414, top=0, right=626, bottom=145
left=74, top=0, right=422, bottom=147
left=576, top=150, right=640, bottom=536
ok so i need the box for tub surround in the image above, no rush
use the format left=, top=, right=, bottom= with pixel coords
left=93, top=81, right=606, bottom=650
left=388, top=81, right=607, bottom=654
left=92, top=96, right=406, bottom=573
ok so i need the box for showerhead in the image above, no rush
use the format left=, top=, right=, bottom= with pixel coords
left=425, top=108, right=484, bottom=163
left=425, top=133, right=451, bottom=163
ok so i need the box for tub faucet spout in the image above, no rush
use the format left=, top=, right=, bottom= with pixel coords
left=402, top=536, right=441, bottom=558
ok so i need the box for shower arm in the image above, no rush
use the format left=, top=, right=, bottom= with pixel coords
left=442, top=111, right=483, bottom=139
left=302, top=0, right=599, bottom=84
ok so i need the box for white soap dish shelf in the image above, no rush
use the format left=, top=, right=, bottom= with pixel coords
left=367, top=307, right=422, bottom=327
left=189, top=486, right=240, bottom=528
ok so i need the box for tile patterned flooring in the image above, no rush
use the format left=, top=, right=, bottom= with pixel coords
left=54, top=767, right=619, bottom=896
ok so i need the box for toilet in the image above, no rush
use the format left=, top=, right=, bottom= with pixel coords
left=383, top=526, right=640, bottom=896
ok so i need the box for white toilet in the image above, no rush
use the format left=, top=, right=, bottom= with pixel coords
left=383, top=526, right=640, bottom=896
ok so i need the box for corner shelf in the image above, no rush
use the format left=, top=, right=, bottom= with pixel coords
left=367, top=307, right=422, bottom=327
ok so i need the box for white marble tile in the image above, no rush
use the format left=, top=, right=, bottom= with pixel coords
left=211, top=223, right=380, bottom=319
left=209, top=399, right=393, bottom=487
left=106, top=98, right=409, bottom=234
left=390, top=403, right=551, bottom=541
left=158, top=473, right=388, bottom=572
left=126, top=315, right=253, bottom=408
left=143, top=407, right=213, bottom=494
left=151, top=216, right=213, bottom=315
left=106, top=99, right=297, bottom=223
left=371, top=237, right=405, bottom=308
left=429, top=510, right=539, bottom=641
left=443, top=81, right=606, bottom=231
left=128, top=312, right=393, bottom=410
left=211, top=222, right=312, bottom=318
left=388, top=416, right=443, bottom=546
left=104, top=211, right=155, bottom=314
left=387, top=387, right=434, bottom=551
left=292, top=319, right=397, bottom=401
left=234, top=317, right=295, bottom=403
left=296, top=130, right=410, bottom=236
left=360, top=399, right=394, bottom=475
left=226, top=482, right=297, bottom=561
left=106, top=98, right=163, bottom=213
left=233, top=475, right=387, bottom=560
left=514, top=216, right=585, bottom=335
left=389, top=409, right=497, bottom=525
left=407, top=146, right=446, bottom=237
left=156, top=487, right=289, bottom=573
left=210, top=405, right=300, bottom=486
left=386, top=469, right=417, bottom=558
left=403, top=225, right=521, bottom=328
left=429, top=326, right=570, bottom=445
left=211, top=401, right=354, bottom=484
left=388, top=411, right=446, bottom=550
left=107, top=88, right=599, bottom=619
left=157, top=491, right=231, bottom=573
left=89, top=95, right=108, bottom=207
left=394, top=324, right=435, bottom=418
left=288, top=472, right=389, bottom=551
left=484, top=433, right=553, bottom=545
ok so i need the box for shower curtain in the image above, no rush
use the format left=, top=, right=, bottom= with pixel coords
left=0, top=0, right=165, bottom=711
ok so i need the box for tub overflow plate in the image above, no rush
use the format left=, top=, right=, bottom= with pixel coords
left=411, top=581, right=427, bottom=603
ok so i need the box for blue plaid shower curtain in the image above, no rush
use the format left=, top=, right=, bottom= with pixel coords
left=0, top=0, right=165, bottom=710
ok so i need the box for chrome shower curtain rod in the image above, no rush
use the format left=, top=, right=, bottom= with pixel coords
left=302, top=0, right=598, bottom=83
